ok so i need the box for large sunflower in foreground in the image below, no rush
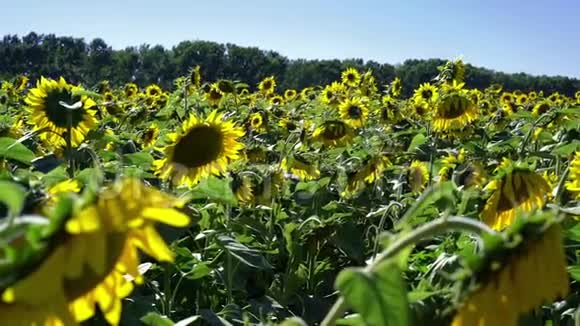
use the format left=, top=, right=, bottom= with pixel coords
left=453, top=220, right=568, bottom=326
left=312, top=120, right=354, bottom=147
left=481, top=158, right=550, bottom=230
left=432, top=92, right=478, bottom=132
left=338, top=97, right=369, bottom=128
left=0, top=179, right=190, bottom=325
left=153, top=110, right=245, bottom=186
left=26, top=77, right=98, bottom=147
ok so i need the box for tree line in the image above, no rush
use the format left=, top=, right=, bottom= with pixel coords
left=1, top=32, right=579, bottom=96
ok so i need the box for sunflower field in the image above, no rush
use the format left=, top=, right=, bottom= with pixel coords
left=1, top=58, right=580, bottom=326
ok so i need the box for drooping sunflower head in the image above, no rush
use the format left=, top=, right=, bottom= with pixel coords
left=341, top=68, right=361, bottom=87
left=190, top=65, right=202, bottom=88
left=206, top=84, right=223, bottom=106
left=432, top=92, right=478, bottom=132
left=360, top=155, right=391, bottom=184
left=481, top=158, right=550, bottom=230
left=547, top=92, right=560, bottom=104
left=281, top=155, right=320, bottom=181
left=216, top=79, right=235, bottom=94
left=312, top=120, right=354, bottom=147
left=13, top=75, right=29, bottom=92
left=338, top=97, right=369, bottom=128
left=153, top=110, right=245, bottom=186
left=409, top=98, right=430, bottom=120
left=231, top=172, right=254, bottom=204
left=300, top=87, right=317, bottom=102
left=408, top=160, right=429, bottom=193
left=452, top=218, right=568, bottom=326
left=532, top=100, right=552, bottom=117
left=258, top=76, right=276, bottom=94
left=278, top=117, right=299, bottom=133
left=25, top=77, right=98, bottom=147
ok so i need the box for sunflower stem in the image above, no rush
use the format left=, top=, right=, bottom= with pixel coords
left=320, top=216, right=498, bottom=326
left=64, top=105, right=75, bottom=178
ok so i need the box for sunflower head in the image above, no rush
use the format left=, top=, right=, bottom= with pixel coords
left=124, top=83, right=138, bottom=98
left=25, top=77, right=98, bottom=148
left=153, top=110, right=245, bottom=186
left=270, top=95, right=284, bottom=106
left=207, top=84, right=223, bottom=106
left=190, top=65, right=202, bottom=87
left=231, top=172, right=254, bottom=204
left=565, top=152, right=580, bottom=198
left=258, top=76, right=276, bottom=94
left=216, top=80, right=235, bottom=94
left=532, top=100, right=551, bottom=117
left=453, top=217, right=568, bottom=326
left=414, top=83, right=439, bottom=103
left=141, top=123, right=160, bottom=148
left=284, top=89, right=297, bottom=101
left=339, top=97, right=369, bottom=128
left=145, top=84, right=162, bottom=98
left=341, top=68, right=361, bottom=87
left=481, top=158, right=550, bottom=230
left=389, top=77, right=402, bottom=97
left=281, top=155, right=320, bottom=181
left=312, top=120, right=354, bottom=147
left=249, top=112, right=267, bottom=132
left=408, top=160, right=429, bottom=193
left=432, top=92, right=478, bottom=132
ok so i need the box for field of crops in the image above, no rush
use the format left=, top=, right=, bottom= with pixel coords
left=1, top=58, right=580, bottom=326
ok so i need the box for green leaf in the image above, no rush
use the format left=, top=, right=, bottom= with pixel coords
left=396, top=181, right=456, bottom=230
left=140, top=312, right=174, bottom=326
left=123, top=152, right=154, bottom=169
left=185, top=262, right=212, bottom=280
left=0, top=137, right=35, bottom=164
left=407, top=133, right=427, bottom=152
left=336, top=260, right=409, bottom=326
left=0, top=181, right=26, bottom=216
left=552, top=140, right=580, bottom=157
left=186, top=176, right=237, bottom=205
left=568, top=265, right=580, bottom=281
left=216, top=235, right=272, bottom=270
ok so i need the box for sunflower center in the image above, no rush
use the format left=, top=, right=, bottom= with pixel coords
left=439, top=95, right=471, bottom=119
left=537, top=103, right=550, bottom=115
left=44, top=88, right=86, bottom=128
left=421, top=90, right=432, bottom=99
left=172, top=125, right=223, bottom=168
left=348, top=106, right=363, bottom=119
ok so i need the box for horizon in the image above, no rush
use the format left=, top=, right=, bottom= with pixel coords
left=3, top=0, right=580, bottom=78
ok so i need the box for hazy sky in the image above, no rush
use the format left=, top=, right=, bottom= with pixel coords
left=3, top=0, right=579, bottom=77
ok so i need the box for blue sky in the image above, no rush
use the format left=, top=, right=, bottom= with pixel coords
left=3, top=0, right=579, bottom=77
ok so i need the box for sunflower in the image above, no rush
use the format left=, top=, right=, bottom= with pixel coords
left=270, top=95, right=284, bottom=106
left=249, top=112, right=266, bottom=132
left=408, top=161, right=429, bottom=193
left=481, top=158, right=550, bottom=230
left=360, top=155, right=391, bottom=184
left=532, top=100, right=551, bottom=117
left=231, top=173, right=254, bottom=204
left=207, top=84, right=223, bottom=106
left=321, top=82, right=346, bottom=107
left=515, top=94, right=528, bottom=106
left=13, top=75, right=28, bottom=92
left=500, top=92, right=513, bottom=104
left=409, top=99, right=430, bottom=120
left=432, top=92, right=478, bottom=132
left=438, top=149, right=466, bottom=182
left=565, top=152, right=580, bottom=198
left=389, top=77, right=402, bottom=97
left=413, top=83, right=439, bottom=103
left=341, top=171, right=366, bottom=198
left=312, top=120, right=354, bottom=147
left=258, top=76, right=276, bottom=94
left=300, top=87, right=317, bottom=101
left=278, top=117, right=298, bottom=133
left=281, top=156, right=320, bottom=181
left=145, top=84, right=162, bottom=98
left=141, top=123, right=160, bottom=148
left=284, top=89, right=297, bottom=101
left=216, top=80, right=235, bottom=94
left=0, top=179, right=190, bottom=325
left=339, top=97, right=369, bottom=128
left=478, top=99, right=493, bottom=115
left=153, top=110, right=245, bottom=186
left=190, top=65, right=202, bottom=88
left=380, top=95, right=403, bottom=123
left=341, top=68, right=361, bottom=87
left=123, top=83, right=138, bottom=98
left=528, top=91, right=538, bottom=101
left=25, top=77, right=98, bottom=148
left=547, top=92, right=560, bottom=104
left=452, top=221, right=568, bottom=326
